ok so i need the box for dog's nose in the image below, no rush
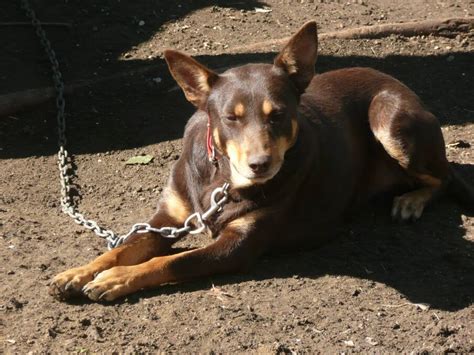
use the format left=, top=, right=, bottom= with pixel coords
left=248, top=155, right=272, bottom=175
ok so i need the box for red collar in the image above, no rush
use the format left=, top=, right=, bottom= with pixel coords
left=206, top=112, right=218, bottom=165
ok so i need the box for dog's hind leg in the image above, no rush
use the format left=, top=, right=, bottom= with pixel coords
left=50, top=187, right=191, bottom=300
left=368, top=88, right=450, bottom=221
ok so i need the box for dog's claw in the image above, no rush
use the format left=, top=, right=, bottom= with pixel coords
left=49, top=266, right=97, bottom=300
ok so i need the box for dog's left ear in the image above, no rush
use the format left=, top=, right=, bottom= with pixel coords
left=274, top=21, right=318, bottom=93
left=164, top=50, right=219, bottom=109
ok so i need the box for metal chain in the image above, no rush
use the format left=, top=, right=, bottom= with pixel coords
left=21, top=0, right=230, bottom=250
left=112, top=183, right=230, bottom=249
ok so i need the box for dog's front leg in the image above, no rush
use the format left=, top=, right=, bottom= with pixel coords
left=50, top=189, right=190, bottom=300
left=82, top=221, right=266, bottom=301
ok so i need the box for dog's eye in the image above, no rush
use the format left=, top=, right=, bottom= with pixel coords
left=224, top=114, right=238, bottom=122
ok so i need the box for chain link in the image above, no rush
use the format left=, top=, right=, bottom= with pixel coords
left=21, top=0, right=230, bottom=250
left=111, top=183, right=230, bottom=249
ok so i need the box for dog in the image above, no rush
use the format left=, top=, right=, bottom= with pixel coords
left=50, top=21, right=474, bottom=302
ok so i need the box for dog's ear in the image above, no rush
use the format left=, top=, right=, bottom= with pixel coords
left=164, top=50, right=218, bottom=108
left=274, top=21, right=318, bottom=93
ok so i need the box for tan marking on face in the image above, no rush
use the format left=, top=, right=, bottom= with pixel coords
left=290, top=118, right=299, bottom=145
left=226, top=140, right=242, bottom=165
left=234, top=102, right=245, bottom=117
left=228, top=139, right=263, bottom=188
left=163, top=189, right=191, bottom=223
left=262, top=99, right=273, bottom=116
left=275, top=137, right=291, bottom=159
left=212, top=128, right=222, bottom=151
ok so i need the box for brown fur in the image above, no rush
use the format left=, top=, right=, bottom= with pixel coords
left=50, top=22, right=473, bottom=302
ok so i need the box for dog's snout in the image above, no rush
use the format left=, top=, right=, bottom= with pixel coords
left=248, top=155, right=272, bottom=175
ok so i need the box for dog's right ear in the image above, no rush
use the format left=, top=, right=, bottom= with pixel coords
left=164, top=50, right=218, bottom=109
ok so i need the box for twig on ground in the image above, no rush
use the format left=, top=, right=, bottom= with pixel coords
left=209, top=283, right=234, bottom=302
left=382, top=302, right=430, bottom=311
left=230, top=17, right=474, bottom=52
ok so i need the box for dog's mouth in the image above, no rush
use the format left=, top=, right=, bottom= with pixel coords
left=230, top=160, right=282, bottom=187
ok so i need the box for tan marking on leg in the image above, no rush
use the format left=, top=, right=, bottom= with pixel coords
left=83, top=250, right=194, bottom=301
left=234, top=102, right=245, bottom=117
left=416, top=173, right=442, bottom=188
left=227, top=213, right=258, bottom=234
left=262, top=99, right=273, bottom=116
left=372, top=123, right=409, bottom=168
left=50, top=233, right=163, bottom=300
left=163, top=189, right=191, bottom=224
left=227, top=209, right=271, bottom=234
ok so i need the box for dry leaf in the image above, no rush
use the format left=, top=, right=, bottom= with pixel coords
left=125, top=154, right=154, bottom=165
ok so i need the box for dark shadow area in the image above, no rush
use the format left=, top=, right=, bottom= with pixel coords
left=1, top=1, right=473, bottom=159
left=128, top=166, right=474, bottom=312
left=1, top=52, right=473, bottom=159
left=0, top=0, right=268, bottom=93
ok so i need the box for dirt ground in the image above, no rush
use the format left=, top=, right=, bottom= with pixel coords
left=1, top=0, right=473, bottom=353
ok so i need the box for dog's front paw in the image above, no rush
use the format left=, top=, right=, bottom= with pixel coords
left=82, top=267, right=136, bottom=302
left=50, top=266, right=96, bottom=300
left=391, top=190, right=428, bottom=222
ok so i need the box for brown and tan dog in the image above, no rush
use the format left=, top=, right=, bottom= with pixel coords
left=50, top=21, right=474, bottom=302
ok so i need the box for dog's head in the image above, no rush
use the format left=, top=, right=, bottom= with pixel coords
left=164, top=22, right=318, bottom=188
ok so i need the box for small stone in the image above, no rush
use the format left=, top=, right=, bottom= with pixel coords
left=344, top=340, right=355, bottom=347
left=365, top=337, right=378, bottom=346
left=138, top=20, right=145, bottom=26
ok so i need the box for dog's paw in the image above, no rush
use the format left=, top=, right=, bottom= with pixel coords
left=82, top=267, right=135, bottom=302
left=49, top=266, right=96, bottom=300
left=391, top=191, right=427, bottom=222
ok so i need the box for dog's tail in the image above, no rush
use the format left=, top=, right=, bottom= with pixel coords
left=448, top=166, right=474, bottom=212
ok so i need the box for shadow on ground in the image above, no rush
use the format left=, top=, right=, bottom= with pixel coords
left=1, top=51, right=473, bottom=159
